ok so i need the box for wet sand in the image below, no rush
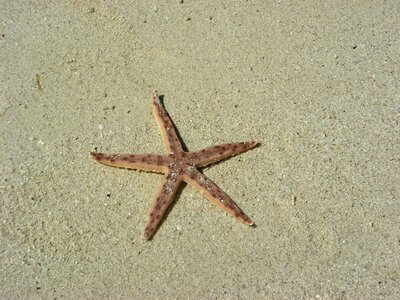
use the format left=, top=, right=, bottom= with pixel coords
left=1, top=1, right=399, bottom=299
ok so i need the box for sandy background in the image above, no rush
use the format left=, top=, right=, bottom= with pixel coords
left=1, top=1, right=399, bottom=299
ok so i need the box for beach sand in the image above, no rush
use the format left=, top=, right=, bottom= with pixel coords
left=1, top=1, right=399, bottom=298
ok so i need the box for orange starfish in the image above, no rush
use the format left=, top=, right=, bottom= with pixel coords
left=91, top=91, right=257, bottom=239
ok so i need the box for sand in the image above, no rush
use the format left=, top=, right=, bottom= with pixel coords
left=1, top=1, right=399, bottom=299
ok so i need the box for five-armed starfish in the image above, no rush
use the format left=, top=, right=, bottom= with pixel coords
left=91, top=91, right=257, bottom=239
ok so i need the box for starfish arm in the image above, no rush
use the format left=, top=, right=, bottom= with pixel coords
left=144, top=172, right=182, bottom=239
left=183, top=169, right=253, bottom=225
left=187, top=141, right=258, bottom=167
left=151, top=91, right=183, bottom=154
left=90, top=152, right=170, bottom=173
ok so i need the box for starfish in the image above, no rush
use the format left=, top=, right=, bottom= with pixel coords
left=91, top=91, right=257, bottom=239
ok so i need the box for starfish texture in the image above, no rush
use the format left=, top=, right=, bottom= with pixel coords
left=91, top=91, right=257, bottom=239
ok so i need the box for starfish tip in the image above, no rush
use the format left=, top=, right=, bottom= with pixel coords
left=144, top=231, right=153, bottom=240
left=151, top=90, right=160, bottom=102
left=90, top=151, right=102, bottom=161
left=249, top=141, right=258, bottom=148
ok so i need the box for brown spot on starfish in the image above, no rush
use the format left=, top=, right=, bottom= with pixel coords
left=91, top=91, right=258, bottom=240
